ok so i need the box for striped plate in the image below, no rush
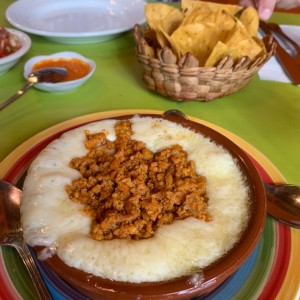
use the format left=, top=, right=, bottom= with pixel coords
left=0, top=110, right=299, bottom=300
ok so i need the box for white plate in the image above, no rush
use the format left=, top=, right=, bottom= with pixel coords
left=6, top=0, right=146, bottom=44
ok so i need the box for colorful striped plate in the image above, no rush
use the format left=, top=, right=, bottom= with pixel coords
left=0, top=110, right=299, bottom=300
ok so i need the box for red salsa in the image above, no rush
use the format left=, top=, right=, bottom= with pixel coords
left=0, top=27, right=21, bottom=58
left=32, top=58, right=91, bottom=82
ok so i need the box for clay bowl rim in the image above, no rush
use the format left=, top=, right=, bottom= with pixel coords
left=37, top=113, right=267, bottom=299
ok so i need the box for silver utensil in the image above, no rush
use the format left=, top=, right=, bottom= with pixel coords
left=0, top=67, right=67, bottom=111
left=267, top=22, right=300, bottom=64
left=163, top=109, right=189, bottom=120
left=0, top=180, right=52, bottom=300
left=259, top=21, right=300, bottom=85
left=164, top=109, right=300, bottom=229
left=264, top=182, right=300, bottom=229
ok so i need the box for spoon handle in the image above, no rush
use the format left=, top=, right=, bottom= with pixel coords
left=267, top=23, right=300, bottom=51
left=0, top=82, right=34, bottom=111
left=10, top=235, right=52, bottom=300
left=163, top=109, right=189, bottom=120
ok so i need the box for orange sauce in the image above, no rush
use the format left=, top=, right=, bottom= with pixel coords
left=32, top=58, right=91, bottom=82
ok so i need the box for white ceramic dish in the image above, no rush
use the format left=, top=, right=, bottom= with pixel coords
left=6, top=0, right=146, bottom=44
left=0, top=28, right=31, bottom=75
left=23, top=52, right=96, bottom=92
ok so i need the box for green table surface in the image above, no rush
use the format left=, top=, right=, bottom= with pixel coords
left=1, top=0, right=299, bottom=185
left=0, top=0, right=300, bottom=299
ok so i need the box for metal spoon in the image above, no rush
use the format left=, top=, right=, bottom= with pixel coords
left=163, top=109, right=300, bottom=229
left=266, top=22, right=300, bottom=64
left=0, top=180, right=52, bottom=300
left=163, top=109, right=189, bottom=120
left=264, top=182, right=300, bottom=229
left=0, top=67, right=67, bottom=111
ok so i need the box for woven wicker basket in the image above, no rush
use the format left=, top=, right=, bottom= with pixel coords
left=134, top=24, right=276, bottom=102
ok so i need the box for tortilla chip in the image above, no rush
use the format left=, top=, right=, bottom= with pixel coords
left=181, top=6, right=213, bottom=25
left=145, top=3, right=183, bottom=35
left=253, top=36, right=266, bottom=54
left=229, top=38, right=263, bottom=61
left=224, top=19, right=251, bottom=46
left=161, top=9, right=184, bottom=35
left=205, top=41, right=230, bottom=66
left=222, top=20, right=263, bottom=61
left=171, top=23, right=219, bottom=66
left=182, top=0, right=242, bottom=16
left=159, top=25, right=182, bottom=58
left=142, top=1, right=265, bottom=64
left=145, top=3, right=184, bottom=48
left=240, top=7, right=259, bottom=37
left=145, top=3, right=175, bottom=27
left=201, top=9, right=237, bottom=41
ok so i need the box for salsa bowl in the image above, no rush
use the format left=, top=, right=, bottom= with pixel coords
left=0, top=28, right=31, bottom=75
left=23, top=51, right=96, bottom=92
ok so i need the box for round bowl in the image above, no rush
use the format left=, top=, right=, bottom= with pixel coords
left=32, top=113, right=267, bottom=299
left=133, top=25, right=276, bottom=102
left=23, top=51, right=96, bottom=92
left=0, top=28, right=31, bottom=75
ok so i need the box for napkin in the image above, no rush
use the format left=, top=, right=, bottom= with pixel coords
left=258, top=25, right=300, bottom=84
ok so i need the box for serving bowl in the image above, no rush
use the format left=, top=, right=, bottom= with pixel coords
left=27, top=112, right=267, bottom=300
left=134, top=25, right=276, bottom=102
left=23, top=51, right=96, bottom=92
left=0, top=28, right=31, bottom=75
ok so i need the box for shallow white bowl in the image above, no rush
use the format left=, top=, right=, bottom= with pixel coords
left=6, top=0, right=146, bottom=44
left=23, top=51, right=96, bottom=92
left=0, top=28, right=31, bottom=75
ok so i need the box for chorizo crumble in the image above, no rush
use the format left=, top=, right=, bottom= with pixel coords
left=66, top=120, right=211, bottom=241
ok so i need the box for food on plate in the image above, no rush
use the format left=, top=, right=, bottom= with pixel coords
left=0, top=27, right=21, bottom=58
left=32, top=58, right=91, bottom=82
left=142, top=1, right=264, bottom=67
left=66, top=120, right=211, bottom=241
left=21, top=116, right=250, bottom=283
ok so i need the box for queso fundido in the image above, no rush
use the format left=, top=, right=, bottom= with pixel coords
left=21, top=116, right=251, bottom=283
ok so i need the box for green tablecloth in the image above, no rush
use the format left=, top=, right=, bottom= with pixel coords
left=1, top=0, right=299, bottom=185
left=0, top=1, right=300, bottom=299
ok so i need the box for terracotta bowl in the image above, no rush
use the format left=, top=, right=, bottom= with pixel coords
left=35, top=112, right=267, bottom=300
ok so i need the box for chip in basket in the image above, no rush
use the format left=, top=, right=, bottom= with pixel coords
left=142, top=0, right=266, bottom=67
left=145, top=3, right=184, bottom=47
left=171, top=23, right=219, bottom=66
left=134, top=0, right=276, bottom=101
left=239, top=6, right=259, bottom=37
left=181, top=0, right=242, bottom=16
left=223, top=19, right=263, bottom=61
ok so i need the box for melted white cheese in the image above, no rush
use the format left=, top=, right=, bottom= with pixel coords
left=21, top=117, right=250, bottom=283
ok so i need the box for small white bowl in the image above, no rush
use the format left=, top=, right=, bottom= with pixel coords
left=23, top=52, right=96, bottom=92
left=0, top=28, right=31, bottom=75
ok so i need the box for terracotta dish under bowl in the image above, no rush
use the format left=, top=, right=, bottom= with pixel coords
left=34, top=113, right=266, bottom=300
